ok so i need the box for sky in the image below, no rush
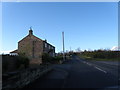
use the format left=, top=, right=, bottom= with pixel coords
left=1, top=2, right=118, bottom=53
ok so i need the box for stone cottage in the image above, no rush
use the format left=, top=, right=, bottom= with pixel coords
left=10, top=28, right=55, bottom=64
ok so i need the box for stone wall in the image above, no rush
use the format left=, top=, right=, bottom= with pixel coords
left=2, top=65, right=52, bottom=90
left=18, top=34, right=43, bottom=64
left=18, top=35, right=33, bottom=58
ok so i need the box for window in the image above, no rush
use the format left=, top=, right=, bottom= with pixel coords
left=49, top=45, right=51, bottom=49
left=45, top=43, right=47, bottom=48
left=52, top=47, right=53, bottom=49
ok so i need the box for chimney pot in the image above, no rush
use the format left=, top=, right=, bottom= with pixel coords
left=29, top=28, right=33, bottom=35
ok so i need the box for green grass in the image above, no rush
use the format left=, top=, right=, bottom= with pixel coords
left=79, top=54, right=120, bottom=61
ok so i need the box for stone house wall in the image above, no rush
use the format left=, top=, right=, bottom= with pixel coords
left=18, top=31, right=43, bottom=64
left=14, top=29, right=55, bottom=65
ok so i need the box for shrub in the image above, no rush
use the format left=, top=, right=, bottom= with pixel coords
left=18, top=55, right=30, bottom=68
left=42, top=53, right=62, bottom=64
left=42, top=53, right=51, bottom=63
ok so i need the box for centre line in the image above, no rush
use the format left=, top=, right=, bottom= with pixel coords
left=86, top=63, right=92, bottom=66
left=94, top=66, right=107, bottom=73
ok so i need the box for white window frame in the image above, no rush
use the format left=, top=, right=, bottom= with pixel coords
left=45, top=43, right=47, bottom=48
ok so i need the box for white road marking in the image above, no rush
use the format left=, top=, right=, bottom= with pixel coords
left=94, top=66, right=107, bottom=73
left=83, top=61, right=86, bottom=63
left=81, top=61, right=107, bottom=74
left=81, top=61, right=92, bottom=66
left=81, top=61, right=108, bottom=74
left=86, top=63, right=92, bottom=66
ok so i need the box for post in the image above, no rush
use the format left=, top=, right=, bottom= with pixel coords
left=62, top=32, right=65, bottom=61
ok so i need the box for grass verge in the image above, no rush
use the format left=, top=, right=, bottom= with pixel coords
left=78, top=55, right=120, bottom=61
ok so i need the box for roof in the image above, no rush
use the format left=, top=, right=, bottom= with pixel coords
left=32, top=35, right=43, bottom=42
left=18, top=30, right=55, bottom=47
left=18, top=34, right=43, bottom=43
left=10, top=49, right=18, bottom=53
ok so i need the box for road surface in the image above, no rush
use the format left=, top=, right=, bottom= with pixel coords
left=23, top=56, right=120, bottom=89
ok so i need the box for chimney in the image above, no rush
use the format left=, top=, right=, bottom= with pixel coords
left=45, top=39, right=47, bottom=42
left=29, top=27, right=33, bottom=35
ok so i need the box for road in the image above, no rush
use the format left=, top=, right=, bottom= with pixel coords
left=23, top=56, right=120, bottom=89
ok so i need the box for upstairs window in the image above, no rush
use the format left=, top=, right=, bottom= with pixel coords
left=49, top=45, right=51, bottom=49
left=45, top=43, right=47, bottom=48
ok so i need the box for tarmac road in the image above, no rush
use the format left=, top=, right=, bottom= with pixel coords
left=23, top=56, right=120, bottom=89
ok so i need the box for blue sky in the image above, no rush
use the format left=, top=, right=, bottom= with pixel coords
left=2, top=2, right=118, bottom=53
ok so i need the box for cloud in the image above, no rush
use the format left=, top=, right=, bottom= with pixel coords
left=111, top=46, right=120, bottom=51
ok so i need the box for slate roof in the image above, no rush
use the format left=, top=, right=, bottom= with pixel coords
left=10, top=49, right=18, bottom=53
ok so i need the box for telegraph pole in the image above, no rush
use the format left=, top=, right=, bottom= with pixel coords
left=62, top=31, right=65, bottom=61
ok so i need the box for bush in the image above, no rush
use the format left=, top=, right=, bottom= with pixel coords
left=42, top=53, right=52, bottom=63
left=42, top=53, right=62, bottom=64
left=19, top=56, right=30, bottom=68
left=53, top=56, right=62, bottom=61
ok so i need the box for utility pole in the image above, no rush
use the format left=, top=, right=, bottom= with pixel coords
left=62, top=31, right=65, bottom=61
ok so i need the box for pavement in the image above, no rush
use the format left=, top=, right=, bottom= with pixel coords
left=23, top=56, right=120, bottom=89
